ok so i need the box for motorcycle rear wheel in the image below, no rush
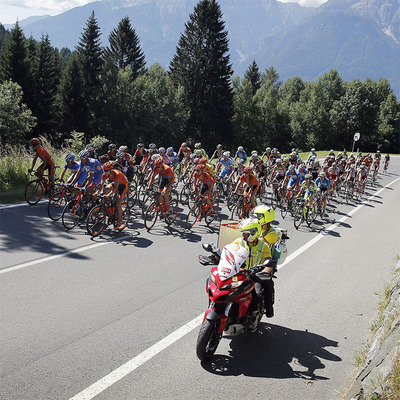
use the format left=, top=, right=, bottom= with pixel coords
left=196, top=319, right=221, bottom=361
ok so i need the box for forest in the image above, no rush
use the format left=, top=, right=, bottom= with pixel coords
left=0, top=0, right=399, bottom=155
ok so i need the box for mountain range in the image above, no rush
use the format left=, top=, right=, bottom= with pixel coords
left=4, top=0, right=400, bottom=96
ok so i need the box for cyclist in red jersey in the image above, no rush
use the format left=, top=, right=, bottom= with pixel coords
left=146, top=157, right=175, bottom=212
left=29, top=137, right=56, bottom=186
left=95, top=161, right=129, bottom=230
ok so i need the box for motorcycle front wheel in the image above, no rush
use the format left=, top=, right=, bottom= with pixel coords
left=196, top=319, right=221, bottom=361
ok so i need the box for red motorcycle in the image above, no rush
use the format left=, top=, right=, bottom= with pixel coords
left=196, top=243, right=276, bottom=361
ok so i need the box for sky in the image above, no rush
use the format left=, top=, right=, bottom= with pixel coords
left=0, top=0, right=329, bottom=25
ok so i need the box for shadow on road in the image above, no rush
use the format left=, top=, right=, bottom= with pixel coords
left=201, top=323, right=341, bottom=380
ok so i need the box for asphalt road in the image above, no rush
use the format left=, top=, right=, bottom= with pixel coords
left=1, top=158, right=399, bottom=400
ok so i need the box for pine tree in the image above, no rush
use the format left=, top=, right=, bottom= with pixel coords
left=104, top=16, right=145, bottom=80
left=244, top=60, right=261, bottom=95
left=75, top=11, right=104, bottom=136
left=0, top=23, right=31, bottom=104
left=169, top=0, right=233, bottom=149
left=32, top=34, right=61, bottom=135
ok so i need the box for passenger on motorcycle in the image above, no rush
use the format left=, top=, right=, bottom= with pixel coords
left=232, top=218, right=274, bottom=318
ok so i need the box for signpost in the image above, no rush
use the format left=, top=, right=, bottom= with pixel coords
left=352, top=132, right=360, bottom=153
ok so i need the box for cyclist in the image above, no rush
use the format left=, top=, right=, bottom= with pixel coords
left=115, top=150, right=135, bottom=184
left=215, top=151, right=233, bottom=193
left=306, top=148, right=317, bottom=163
left=270, top=158, right=286, bottom=184
left=296, top=163, right=307, bottom=184
left=192, top=164, right=215, bottom=209
left=296, top=173, right=317, bottom=206
left=146, top=156, right=175, bottom=212
left=233, top=166, right=259, bottom=208
left=315, top=171, right=330, bottom=216
left=261, top=147, right=271, bottom=163
left=193, top=142, right=208, bottom=159
left=234, top=146, right=248, bottom=163
left=357, top=162, right=369, bottom=193
left=29, top=137, right=56, bottom=187
left=229, top=158, right=246, bottom=184
left=86, top=144, right=99, bottom=160
left=166, top=147, right=179, bottom=170
left=327, top=162, right=340, bottom=195
left=95, top=161, right=128, bottom=230
left=132, top=143, right=149, bottom=172
left=71, top=150, right=104, bottom=201
left=384, top=153, right=390, bottom=171
left=177, top=142, right=191, bottom=168
left=107, top=144, right=117, bottom=160
left=232, top=218, right=274, bottom=318
left=59, top=154, right=87, bottom=187
left=210, top=144, right=224, bottom=162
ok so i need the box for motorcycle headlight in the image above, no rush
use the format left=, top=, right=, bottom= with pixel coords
left=220, top=281, right=244, bottom=290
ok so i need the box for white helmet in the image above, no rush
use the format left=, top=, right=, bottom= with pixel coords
left=223, top=151, right=230, bottom=157
left=218, top=243, right=249, bottom=281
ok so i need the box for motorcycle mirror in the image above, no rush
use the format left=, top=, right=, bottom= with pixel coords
left=202, top=243, right=213, bottom=252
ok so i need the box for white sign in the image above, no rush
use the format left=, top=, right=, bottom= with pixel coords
left=354, top=132, right=360, bottom=141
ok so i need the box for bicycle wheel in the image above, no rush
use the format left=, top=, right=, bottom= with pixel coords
left=25, top=180, right=44, bottom=205
left=62, top=199, right=85, bottom=230
left=306, top=205, right=316, bottom=227
left=205, top=199, right=219, bottom=226
left=165, top=199, right=178, bottom=226
left=226, top=192, right=239, bottom=211
left=179, top=184, right=191, bottom=206
left=231, top=201, right=245, bottom=220
left=117, top=202, right=131, bottom=231
left=186, top=203, right=201, bottom=229
left=144, top=202, right=158, bottom=230
left=86, top=205, right=106, bottom=236
left=47, top=191, right=67, bottom=221
left=293, top=204, right=303, bottom=230
left=280, top=197, right=288, bottom=219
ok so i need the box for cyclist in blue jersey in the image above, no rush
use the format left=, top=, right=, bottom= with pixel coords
left=296, top=163, right=307, bottom=184
left=166, top=147, right=179, bottom=170
left=315, top=171, right=330, bottom=215
left=234, top=146, right=247, bottom=163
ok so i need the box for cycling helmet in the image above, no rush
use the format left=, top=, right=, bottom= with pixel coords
left=151, top=154, right=160, bottom=161
left=197, top=157, right=206, bottom=165
left=239, top=218, right=261, bottom=242
left=332, top=162, right=337, bottom=167
left=288, top=164, right=295, bottom=171
left=251, top=150, right=258, bottom=156
left=271, top=148, right=277, bottom=154
left=159, top=147, right=166, bottom=153
left=276, top=158, right=282, bottom=164
left=196, top=164, right=206, bottom=171
left=137, top=143, right=144, bottom=149
left=65, top=154, right=76, bottom=162
left=244, top=166, right=253, bottom=173
left=361, top=162, right=366, bottom=166
left=238, top=146, right=244, bottom=151
left=290, top=151, right=296, bottom=157
left=86, top=144, right=95, bottom=151
left=329, top=150, right=334, bottom=154
left=238, top=159, right=245, bottom=164
left=251, top=205, right=275, bottom=225
left=149, top=143, right=157, bottom=149
left=148, top=148, right=156, bottom=155
left=305, top=174, right=312, bottom=180
left=194, top=149, right=203, bottom=155
left=118, top=145, right=128, bottom=152
left=311, top=148, right=315, bottom=152
left=99, top=154, right=109, bottom=163
left=194, top=143, right=201, bottom=148
left=265, top=147, right=271, bottom=152
left=102, top=161, right=114, bottom=171
left=223, top=151, right=230, bottom=157
left=377, top=150, right=380, bottom=153
left=108, top=143, right=117, bottom=150
left=216, top=144, right=222, bottom=149
left=154, top=157, right=163, bottom=166
left=167, top=147, right=173, bottom=154
left=181, top=142, right=187, bottom=147
left=31, top=137, right=40, bottom=145
left=78, top=150, right=89, bottom=159
left=319, top=171, right=326, bottom=177
left=350, top=164, right=355, bottom=169
left=299, top=163, right=305, bottom=169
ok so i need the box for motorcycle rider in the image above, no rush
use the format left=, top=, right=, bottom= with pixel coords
left=232, top=218, right=275, bottom=318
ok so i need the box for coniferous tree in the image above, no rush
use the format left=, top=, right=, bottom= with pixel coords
left=0, top=23, right=10, bottom=50
left=0, top=23, right=31, bottom=105
left=104, top=16, right=145, bottom=80
left=32, top=34, right=61, bottom=136
left=76, top=11, right=104, bottom=136
left=244, top=60, right=261, bottom=95
left=169, top=0, right=233, bottom=150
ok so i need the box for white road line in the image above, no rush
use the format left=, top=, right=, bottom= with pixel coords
left=69, top=177, right=400, bottom=400
left=0, top=235, right=131, bottom=275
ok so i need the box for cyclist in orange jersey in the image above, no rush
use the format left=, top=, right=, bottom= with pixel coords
left=177, top=142, right=192, bottom=168
left=233, top=166, right=260, bottom=208
left=29, top=137, right=56, bottom=185
left=146, top=157, right=175, bottom=212
left=192, top=164, right=215, bottom=208
left=95, top=161, right=129, bottom=230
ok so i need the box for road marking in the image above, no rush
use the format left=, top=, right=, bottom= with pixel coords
left=69, top=177, right=400, bottom=400
left=0, top=235, right=131, bottom=275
